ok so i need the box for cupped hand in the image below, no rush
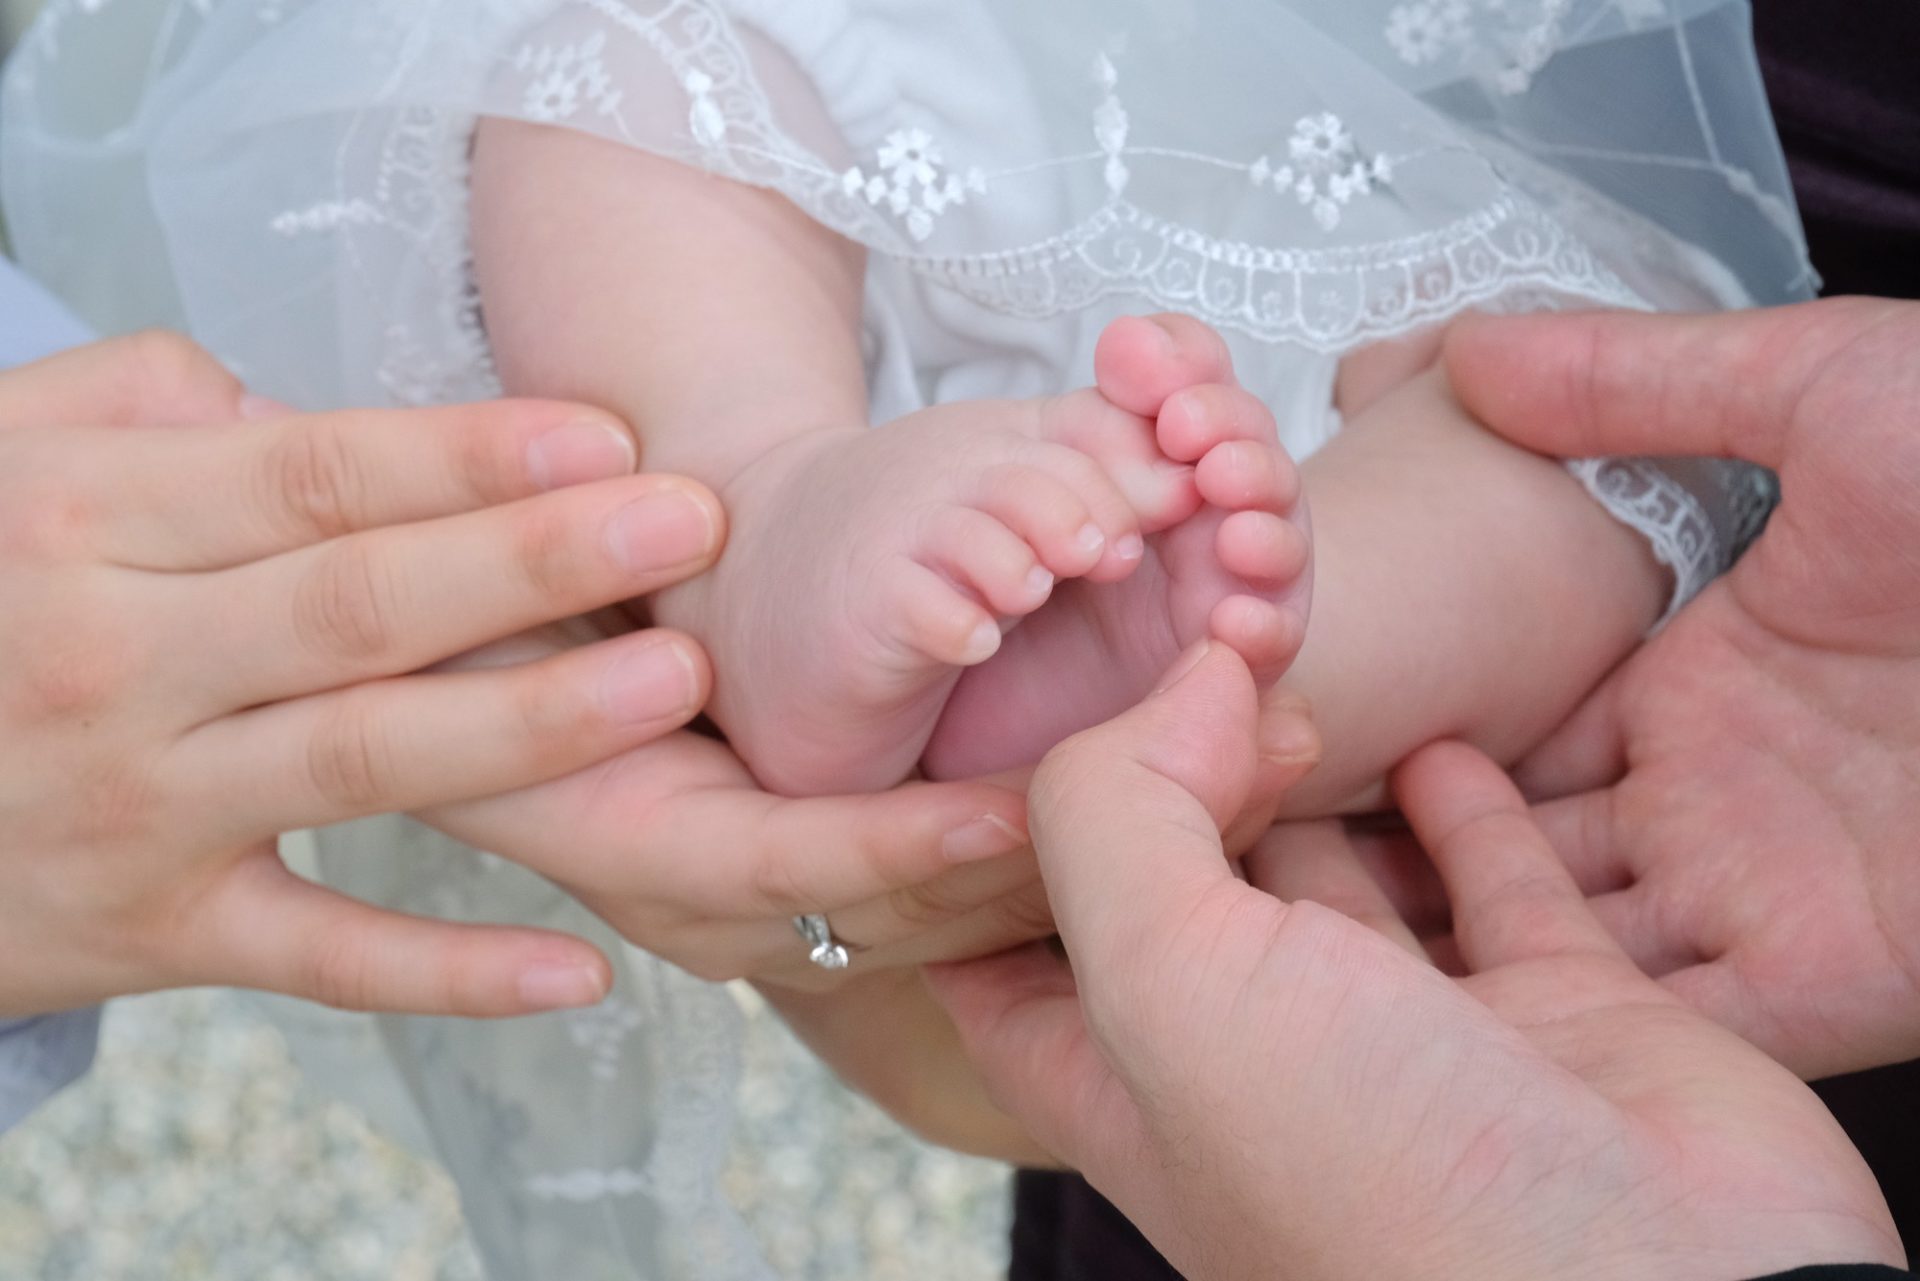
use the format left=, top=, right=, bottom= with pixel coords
left=1439, top=299, right=1920, bottom=1078
left=0, top=334, right=723, bottom=1018
left=930, top=644, right=1902, bottom=1281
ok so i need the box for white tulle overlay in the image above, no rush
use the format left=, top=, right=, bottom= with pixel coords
left=2, top=1, right=1809, bottom=1276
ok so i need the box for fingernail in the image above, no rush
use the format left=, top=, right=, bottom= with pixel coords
left=1025, top=566, right=1056, bottom=602
left=1260, top=710, right=1321, bottom=765
left=239, top=393, right=294, bottom=422
left=1114, top=533, right=1145, bottom=562
left=943, top=814, right=1027, bottom=863
left=600, top=639, right=702, bottom=724
left=606, top=486, right=719, bottom=574
left=1076, top=524, right=1106, bottom=558
left=1152, top=640, right=1214, bottom=695
left=529, top=419, right=638, bottom=490
left=519, top=964, right=609, bottom=1011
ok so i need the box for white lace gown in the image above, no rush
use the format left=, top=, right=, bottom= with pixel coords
left=1, top=1, right=1812, bottom=1277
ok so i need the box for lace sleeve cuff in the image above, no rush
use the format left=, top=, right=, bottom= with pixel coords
left=1566, top=456, right=1777, bottom=628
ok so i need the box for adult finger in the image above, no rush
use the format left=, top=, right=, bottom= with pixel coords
left=172, top=630, right=710, bottom=837
left=1242, top=821, right=1428, bottom=960
left=93, top=398, right=643, bottom=570
left=1510, top=665, right=1630, bottom=800
left=924, top=948, right=1130, bottom=1174
left=192, top=852, right=613, bottom=1017
left=426, top=741, right=1031, bottom=923
left=0, top=330, right=245, bottom=430
left=1443, top=301, right=1898, bottom=469
left=1029, top=643, right=1267, bottom=972
left=1394, top=741, right=1624, bottom=972
left=186, top=475, right=721, bottom=706
left=1526, top=791, right=1636, bottom=897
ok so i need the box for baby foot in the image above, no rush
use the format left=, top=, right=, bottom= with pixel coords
left=921, top=315, right=1313, bottom=780
left=652, top=390, right=1197, bottom=796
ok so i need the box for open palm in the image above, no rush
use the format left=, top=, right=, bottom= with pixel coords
left=1446, top=299, right=1920, bottom=1079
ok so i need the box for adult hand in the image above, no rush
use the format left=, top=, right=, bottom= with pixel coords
left=427, top=619, right=1315, bottom=993
left=0, top=334, right=723, bottom=1018
left=930, top=644, right=1903, bottom=1281
left=1438, top=298, right=1920, bottom=1079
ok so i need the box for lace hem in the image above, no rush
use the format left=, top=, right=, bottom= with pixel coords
left=1565, top=457, right=1775, bottom=625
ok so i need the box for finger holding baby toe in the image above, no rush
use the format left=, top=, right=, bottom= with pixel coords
left=920, top=506, right=1055, bottom=617
left=1211, top=595, right=1305, bottom=682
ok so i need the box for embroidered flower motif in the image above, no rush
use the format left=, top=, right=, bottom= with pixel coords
left=1386, top=0, right=1471, bottom=65
left=1249, top=114, right=1393, bottom=232
left=1383, top=0, right=1572, bottom=95
left=841, top=128, right=987, bottom=242
left=513, top=32, right=624, bottom=124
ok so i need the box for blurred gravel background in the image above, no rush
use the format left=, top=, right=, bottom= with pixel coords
left=0, top=987, right=1013, bottom=1280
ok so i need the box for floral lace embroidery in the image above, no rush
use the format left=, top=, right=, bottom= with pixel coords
left=1385, top=0, right=1575, bottom=94
left=1251, top=113, right=1396, bottom=231
left=839, top=129, right=989, bottom=242
left=515, top=31, right=627, bottom=123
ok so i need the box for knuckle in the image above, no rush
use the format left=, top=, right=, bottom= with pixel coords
left=301, top=928, right=380, bottom=1012
left=119, top=329, right=232, bottom=404
left=11, top=603, right=141, bottom=722
left=294, top=540, right=406, bottom=666
left=982, top=885, right=1056, bottom=944
left=508, top=505, right=591, bottom=604
left=886, top=874, right=970, bottom=931
left=745, top=836, right=814, bottom=915
left=0, top=451, right=96, bottom=559
left=305, top=696, right=401, bottom=813
left=262, top=422, right=373, bottom=542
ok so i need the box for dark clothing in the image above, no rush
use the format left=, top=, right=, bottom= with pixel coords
left=1006, top=6, right=1920, bottom=1278
left=1752, top=0, right=1920, bottom=299
left=1754, top=0, right=1920, bottom=1262
left=1008, top=1170, right=1909, bottom=1281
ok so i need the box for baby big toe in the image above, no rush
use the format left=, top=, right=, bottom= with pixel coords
left=1094, top=314, right=1240, bottom=416
left=1157, top=384, right=1282, bottom=463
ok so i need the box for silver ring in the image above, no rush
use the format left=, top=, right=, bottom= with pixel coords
left=793, top=914, right=855, bottom=971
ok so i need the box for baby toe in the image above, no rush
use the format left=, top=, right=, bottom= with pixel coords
left=1156, top=384, right=1281, bottom=463
left=1094, top=314, right=1240, bottom=417
left=1196, top=439, right=1300, bottom=514
left=1216, top=509, right=1311, bottom=589
left=921, top=506, right=1056, bottom=618
left=885, top=560, right=1004, bottom=668
left=1210, top=595, right=1307, bottom=686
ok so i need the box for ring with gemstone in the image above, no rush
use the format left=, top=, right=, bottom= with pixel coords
left=792, top=913, right=860, bottom=971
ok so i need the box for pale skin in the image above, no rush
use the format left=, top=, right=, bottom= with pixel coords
left=470, top=119, right=1664, bottom=813
left=468, top=118, right=1675, bottom=1132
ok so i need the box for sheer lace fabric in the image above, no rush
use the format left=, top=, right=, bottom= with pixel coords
left=1, top=2, right=1810, bottom=1277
